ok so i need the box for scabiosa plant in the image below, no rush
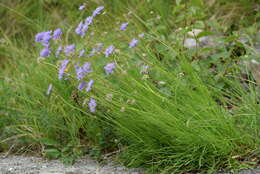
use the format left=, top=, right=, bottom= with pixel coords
left=104, top=45, right=115, bottom=57
left=120, top=22, right=129, bottom=31
left=35, top=31, right=51, bottom=43
left=58, top=59, right=69, bottom=80
left=86, top=79, right=94, bottom=92
left=82, top=62, right=93, bottom=73
left=65, top=44, right=75, bottom=56
left=55, top=45, right=62, bottom=57
left=88, top=98, right=97, bottom=112
left=75, top=62, right=92, bottom=80
left=78, top=81, right=87, bottom=91
left=104, top=62, right=116, bottom=74
left=40, top=47, right=51, bottom=57
left=35, top=31, right=52, bottom=47
left=53, top=28, right=62, bottom=40
left=92, top=6, right=104, bottom=17
left=129, top=38, right=139, bottom=48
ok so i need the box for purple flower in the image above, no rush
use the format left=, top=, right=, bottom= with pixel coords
left=85, top=16, right=93, bottom=25
left=129, top=38, right=139, bottom=48
left=79, top=49, right=85, bottom=57
left=35, top=31, right=52, bottom=46
left=104, top=45, right=114, bottom=57
left=82, top=23, right=89, bottom=33
left=35, top=32, right=45, bottom=42
left=141, top=65, right=149, bottom=74
left=58, top=59, right=69, bottom=80
left=46, top=84, right=53, bottom=95
left=86, top=79, right=94, bottom=92
left=40, top=47, right=51, bottom=57
left=139, top=33, right=144, bottom=38
left=55, top=45, right=62, bottom=57
left=88, top=98, right=97, bottom=113
left=53, top=28, right=62, bottom=40
left=65, top=44, right=75, bottom=56
left=104, top=62, right=116, bottom=74
left=75, top=62, right=92, bottom=80
left=82, top=62, right=92, bottom=73
left=78, top=81, right=87, bottom=91
left=75, top=22, right=84, bottom=35
left=79, top=4, right=86, bottom=11
left=120, top=22, right=128, bottom=31
left=92, top=6, right=104, bottom=17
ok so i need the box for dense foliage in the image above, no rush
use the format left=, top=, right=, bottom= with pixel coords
left=0, top=0, right=259, bottom=173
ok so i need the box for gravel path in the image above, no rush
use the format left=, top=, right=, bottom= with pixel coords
left=0, top=155, right=259, bottom=174
left=0, top=155, right=143, bottom=174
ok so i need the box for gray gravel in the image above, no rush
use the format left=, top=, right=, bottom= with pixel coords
left=0, top=155, right=259, bottom=174
left=0, top=155, right=143, bottom=174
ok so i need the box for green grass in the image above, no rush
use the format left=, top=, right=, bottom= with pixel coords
left=0, top=0, right=259, bottom=173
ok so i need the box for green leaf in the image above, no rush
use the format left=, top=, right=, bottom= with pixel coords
left=44, top=149, right=60, bottom=159
left=196, top=31, right=214, bottom=38
left=40, top=138, right=60, bottom=147
left=190, top=0, right=203, bottom=7
left=224, top=35, right=238, bottom=43
left=176, top=0, right=182, bottom=5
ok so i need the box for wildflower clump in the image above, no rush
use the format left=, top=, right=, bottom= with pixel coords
left=30, top=2, right=259, bottom=173
left=34, top=5, right=142, bottom=114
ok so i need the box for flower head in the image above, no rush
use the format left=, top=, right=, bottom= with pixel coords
left=140, top=65, right=149, bottom=74
left=82, top=23, right=89, bottom=34
left=58, top=59, right=69, bottom=80
left=104, top=62, right=116, bottom=74
left=86, top=79, right=94, bottom=92
left=85, top=16, right=93, bottom=25
left=79, top=4, right=86, bottom=11
left=104, top=45, right=115, bottom=57
left=129, top=38, right=139, bottom=48
left=46, top=84, right=53, bottom=95
left=65, top=44, right=75, bottom=56
left=92, top=6, right=104, bottom=17
left=89, top=98, right=97, bottom=112
left=139, top=33, right=144, bottom=38
left=78, top=81, right=87, bottom=91
left=75, top=22, right=84, bottom=36
left=35, top=31, right=52, bottom=46
left=40, top=47, right=51, bottom=57
left=55, top=45, right=62, bottom=57
left=120, top=22, right=128, bottom=31
left=35, top=32, right=45, bottom=42
left=82, top=62, right=92, bottom=73
left=75, top=62, right=92, bottom=80
left=53, top=28, right=62, bottom=40
left=79, top=49, right=85, bottom=57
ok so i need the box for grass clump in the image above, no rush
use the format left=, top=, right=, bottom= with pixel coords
left=0, top=0, right=259, bottom=173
